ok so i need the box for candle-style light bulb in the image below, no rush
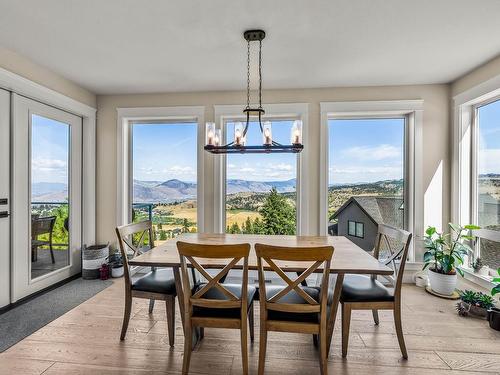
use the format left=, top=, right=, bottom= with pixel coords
left=214, top=129, right=221, bottom=146
left=234, top=122, right=244, bottom=146
left=291, top=120, right=302, bottom=145
left=263, top=121, right=272, bottom=145
left=206, top=122, right=215, bottom=146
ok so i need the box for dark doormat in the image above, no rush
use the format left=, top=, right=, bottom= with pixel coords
left=0, top=278, right=113, bottom=352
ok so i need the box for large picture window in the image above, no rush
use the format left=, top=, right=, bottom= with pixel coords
left=327, top=118, right=406, bottom=252
left=474, top=99, right=500, bottom=271
left=131, top=122, right=198, bottom=243
left=225, top=120, right=297, bottom=235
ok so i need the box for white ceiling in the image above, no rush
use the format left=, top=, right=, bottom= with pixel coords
left=0, top=0, right=500, bottom=95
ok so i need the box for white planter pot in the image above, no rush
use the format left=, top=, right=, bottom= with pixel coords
left=428, top=269, right=457, bottom=296
left=111, top=266, right=124, bottom=278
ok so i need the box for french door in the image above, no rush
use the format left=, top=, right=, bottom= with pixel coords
left=11, top=94, right=82, bottom=302
left=0, top=89, right=10, bottom=308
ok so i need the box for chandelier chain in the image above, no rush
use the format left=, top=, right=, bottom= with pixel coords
left=246, top=39, right=251, bottom=110
left=259, top=40, right=262, bottom=109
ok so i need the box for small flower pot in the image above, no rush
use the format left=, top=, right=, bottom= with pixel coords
left=487, top=308, right=500, bottom=331
left=111, top=265, right=124, bottom=278
left=457, top=301, right=488, bottom=318
left=428, top=268, right=457, bottom=296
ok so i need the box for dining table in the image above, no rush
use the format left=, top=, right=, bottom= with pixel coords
left=128, top=233, right=393, bottom=353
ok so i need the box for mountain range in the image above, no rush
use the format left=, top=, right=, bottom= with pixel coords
left=133, top=178, right=297, bottom=203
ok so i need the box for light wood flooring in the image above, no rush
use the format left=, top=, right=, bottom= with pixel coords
left=1, top=278, right=499, bottom=374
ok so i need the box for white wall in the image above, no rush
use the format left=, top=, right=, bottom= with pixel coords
left=96, top=84, right=451, bottom=258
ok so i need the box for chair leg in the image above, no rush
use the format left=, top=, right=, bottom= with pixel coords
left=313, top=334, right=319, bottom=348
left=241, top=315, right=249, bottom=375
left=198, top=327, right=205, bottom=340
left=149, top=299, right=155, bottom=313
left=166, top=297, right=175, bottom=347
left=49, top=243, right=55, bottom=264
left=341, top=303, right=352, bottom=358
left=248, top=302, right=255, bottom=342
left=182, top=321, right=192, bottom=375
left=258, top=321, right=267, bottom=375
left=319, top=331, right=328, bottom=375
left=372, top=309, right=379, bottom=325
left=120, top=294, right=132, bottom=340
left=394, top=304, right=408, bottom=359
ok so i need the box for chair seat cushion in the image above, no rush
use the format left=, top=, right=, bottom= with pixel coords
left=132, top=269, right=177, bottom=296
left=265, top=285, right=322, bottom=323
left=192, top=283, right=256, bottom=319
left=341, top=275, right=394, bottom=303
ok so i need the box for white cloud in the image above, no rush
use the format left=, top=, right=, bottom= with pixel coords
left=479, top=149, right=500, bottom=174
left=342, top=144, right=401, bottom=161
left=32, top=158, right=67, bottom=171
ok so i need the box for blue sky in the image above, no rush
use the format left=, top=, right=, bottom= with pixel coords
left=133, top=122, right=198, bottom=182
left=478, top=99, right=500, bottom=175
left=31, top=114, right=69, bottom=184
left=328, top=118, right=405, bottom=184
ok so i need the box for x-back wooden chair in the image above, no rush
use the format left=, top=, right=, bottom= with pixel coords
left=116, top=221, right=177, bottom=345
left=340, top=223, right=412, bottom=359
left=177, top=241, right=255, bottom=375
left=255, top=243, right=334, bottom=375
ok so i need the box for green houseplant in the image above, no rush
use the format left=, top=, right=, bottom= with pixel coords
left=456, top=289, right=495, bottom=318
left=492, top=268, right=500, bottom=297
left=423, top=223, right=479, bottom=295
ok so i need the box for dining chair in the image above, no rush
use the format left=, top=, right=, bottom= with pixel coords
left=340, top=223, right=412, bottom=359
left=31, top=215, right=57, bottom=263
left=255, top=243, right=334, bottom=375
left=116, top=221, right=177, bottom=345
left=177, top=241, right=255, bottom=375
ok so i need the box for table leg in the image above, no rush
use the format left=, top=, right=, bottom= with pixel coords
left=326, top=273, right=344, bottom=355
left=173, top=266, right=199, bottom=347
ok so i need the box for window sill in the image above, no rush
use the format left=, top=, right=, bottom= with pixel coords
left=461, top=267, right=496, bottom=290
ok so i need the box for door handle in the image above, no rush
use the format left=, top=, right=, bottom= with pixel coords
left=0, top=198, right=7, bottom=205
left=0, top=211, right=9, bottom=218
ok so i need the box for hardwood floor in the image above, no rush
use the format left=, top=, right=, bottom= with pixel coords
left=1, top=278, right=499, bottom=374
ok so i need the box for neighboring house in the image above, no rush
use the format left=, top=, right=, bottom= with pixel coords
left=330, top=196, right=404, bottom=252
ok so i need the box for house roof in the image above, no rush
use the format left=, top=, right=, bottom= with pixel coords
left=331, top=196, right=404, bottom=228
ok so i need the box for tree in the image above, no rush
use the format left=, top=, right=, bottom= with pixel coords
left=243, top=216, right=253, bottom=234
left=182, top=218, right=190, bottom=233
left=159, top=230, right=167, bottom=241
left=157, top=223, right=163, bottom=230
left=252, top=217, right=265, bottom=234
left=229, top=222, right=241, bottom=234
left=259, top=188, right=296, bottom=235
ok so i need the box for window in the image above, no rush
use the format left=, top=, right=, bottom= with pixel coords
left=327, top=118, right=406, bottom=252
left=225, top=120, right=298, bottom=235
left=474, top=99, right=500, bottom=271
left=348, top=220, right=364, bottom=238
left=131, top=121, right=198, bottom=243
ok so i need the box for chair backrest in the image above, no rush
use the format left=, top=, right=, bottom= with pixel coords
left=32, top=216, right=56, bottom=238
left=372, top=224, right=412, bottom=297
left=255, top=244, right=334, bottom=317
left=115, top=220, right=155, bottom=286
left=176, top=241, right=251, bottom=314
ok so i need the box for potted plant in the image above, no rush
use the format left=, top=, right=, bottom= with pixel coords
left=456, top=290, right=495, bottom=318
left=472, top=258, right=483, bottom=273
left=487, top=268, right=500, bottom=331
left=423, top=223, right=479, bottom=296
left=107, top=253, right=124, bottom=278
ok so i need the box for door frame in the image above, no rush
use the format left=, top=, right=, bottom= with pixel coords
left=12, top=94, right=82, bottom=300
left=0, top=67, right=96, bottom=303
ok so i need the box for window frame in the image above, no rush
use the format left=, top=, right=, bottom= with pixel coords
left=347, top=220, right=364, bottom=238
left=456, top=92, right=500, bottom=274
left=320, top=100, right=424, bottom=262
left=213, top=103, right=309, bottom=235
left=116, top=106, right=206, bottom=232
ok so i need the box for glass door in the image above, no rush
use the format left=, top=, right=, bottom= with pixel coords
left=11, top=94, right=82, bottom=302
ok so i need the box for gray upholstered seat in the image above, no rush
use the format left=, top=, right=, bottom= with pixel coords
left=132, top=269, right=177, bottom=295
left=265, top=285, right=322, bottom=323
left=192, top=283, right=256, bottom=318
left=341, top=274, right=394, bottom=303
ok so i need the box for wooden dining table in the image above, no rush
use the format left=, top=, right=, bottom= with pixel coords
left=129, top=233, right=393, bottom=353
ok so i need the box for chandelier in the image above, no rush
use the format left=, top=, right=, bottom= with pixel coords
left=204, top=30, right=303, bottom=154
